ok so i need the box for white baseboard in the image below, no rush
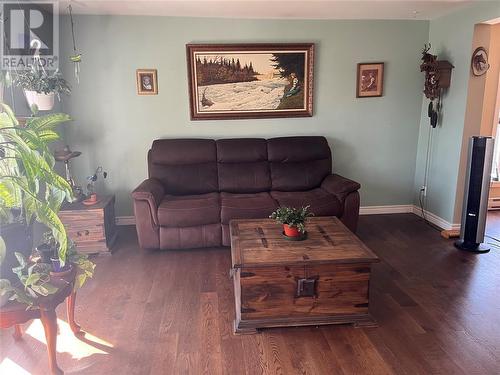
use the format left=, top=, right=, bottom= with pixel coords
left=411, top=205, right=460, bottom=231
left=359, top=205, right=413, bottom=215
left=116, top=205, right=461, bottom=231
left=115, top=216, right=135, bottom=226
left=359, top=204, right=460, bottom=230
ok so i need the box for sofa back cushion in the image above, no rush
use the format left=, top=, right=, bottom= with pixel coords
left=149, top=139, right=218, bottom=195
left=267, top=136, right=332, bottom=191
left=216, top=138, right=271, bottom=193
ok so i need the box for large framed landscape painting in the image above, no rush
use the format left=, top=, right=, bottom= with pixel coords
left=186, top=43, right=314, bottom=120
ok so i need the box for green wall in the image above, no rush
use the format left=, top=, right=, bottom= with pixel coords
left=60, top=16, right=428, bottom=217
left=413, top=1, right=500, bottom=224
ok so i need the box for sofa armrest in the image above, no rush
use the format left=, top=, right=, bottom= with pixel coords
left=131, top=178, right=165, bottom=226
left=321, top=174, right=361, bottom=202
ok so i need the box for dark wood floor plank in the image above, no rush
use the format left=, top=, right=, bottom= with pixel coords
left=200, top=292, right=223, bottom=375
left=241, top=333, right=270, bottom=375
left=283, top=326, right=345, bottom=375
left=3, top=213, right=500, bottom=374
left=260, top=330, right=296, bottom=375
left=214, top=250, right=248, bottom=375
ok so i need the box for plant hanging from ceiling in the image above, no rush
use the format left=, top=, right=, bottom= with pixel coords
left=68, top=2, right=82, bottom=83
left=12, top=40, right=71, bottom=111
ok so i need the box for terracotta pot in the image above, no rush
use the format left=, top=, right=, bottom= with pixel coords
left=24, top=90, right=55, bottom=111
left=283, top=224, right=300, bottom=237
left=82, top=193, right=99, bottom=206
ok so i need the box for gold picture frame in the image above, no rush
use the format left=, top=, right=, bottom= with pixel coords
left=136, top=69, right=158, bottom=95
left=186, top=43, right=314, bottom=120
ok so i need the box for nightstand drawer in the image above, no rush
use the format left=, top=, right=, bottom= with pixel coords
left=59, top=195, right=117, bottom=254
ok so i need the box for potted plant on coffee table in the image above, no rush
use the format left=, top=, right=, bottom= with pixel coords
left=13, top=65, right=71, bottom=111
left=270, top=205, right=313, bottom=239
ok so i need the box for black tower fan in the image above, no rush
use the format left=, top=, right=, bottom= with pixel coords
left=455, top=136, right=494, bottom=253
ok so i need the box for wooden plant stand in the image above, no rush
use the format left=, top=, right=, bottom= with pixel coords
left=0, top=268, right=81, bottom=375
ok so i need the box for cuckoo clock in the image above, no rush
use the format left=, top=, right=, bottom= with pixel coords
left=420, top=44, right=454, bottom=128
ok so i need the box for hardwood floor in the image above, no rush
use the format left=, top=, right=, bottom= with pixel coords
left=486, top=210, right=500, bottom=241
left=2, top=213, right=500, bottom=374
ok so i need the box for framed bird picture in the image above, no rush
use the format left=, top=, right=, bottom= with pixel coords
left=356, top=63, right=384, bottom=98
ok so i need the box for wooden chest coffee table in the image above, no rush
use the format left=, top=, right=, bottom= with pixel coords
left=230, top=217, right=379, bottom=334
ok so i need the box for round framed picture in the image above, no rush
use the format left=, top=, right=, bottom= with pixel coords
left=471, top=47, right=490, bottom=76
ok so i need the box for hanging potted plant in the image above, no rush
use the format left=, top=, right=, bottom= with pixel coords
left=270, top=206, right=313, bottom=239
left=13, top=66, right=71, bottom=111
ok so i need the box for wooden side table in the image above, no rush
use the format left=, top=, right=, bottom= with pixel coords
left=59, top=195, right=117, bottom=254
left=0, top=268, right=80, bottom=375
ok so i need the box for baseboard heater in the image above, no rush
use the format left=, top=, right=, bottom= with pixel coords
left=488, top=197, right=500, bottom=210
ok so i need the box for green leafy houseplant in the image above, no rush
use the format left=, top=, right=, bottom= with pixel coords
left=35, top=230, right=96, bottom=287
left=13, top=66, right=70, bottom=96
left=10, top=252, right=58, bottom=307
left=0, top=103, right=96, bottom=306
left=0, top=236, right=12, bottom=307
left=270, top=205, right=313, bottom=235
left=0, top=237, right=57, bottom=308
left=13, top=66, right=71, bottom=111
left=0, top=103, right=73, bottom=263
left=67, top=243, right=96, bottom=290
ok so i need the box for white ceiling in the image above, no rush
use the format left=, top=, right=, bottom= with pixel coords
left=59, top=0, right=475, bottom=20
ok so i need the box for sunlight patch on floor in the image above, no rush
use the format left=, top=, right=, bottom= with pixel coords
left=25, top=319, right=113, bottom=360
left=0, top=357, right=31, bottom=375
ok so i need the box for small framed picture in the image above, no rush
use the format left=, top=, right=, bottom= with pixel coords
left=356, top=63, right=384, bottom=98
left=136, top=69, right=158, bottom=95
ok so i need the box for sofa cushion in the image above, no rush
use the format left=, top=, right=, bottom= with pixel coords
left=267, top=136, right=331, bottom=191
left=217, top=138, right=268, bottom=163
left=217, top=139, right=271, bottom=193
left=149, top=139, right=218, bottom=195
left=270, top=188, right=343, bottom=217
left=158, top=192, right=220, bottom=227
left=220, top=192, right=279, bottom=224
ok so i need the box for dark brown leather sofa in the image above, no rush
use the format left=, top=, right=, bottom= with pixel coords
left=132, top=136, right=361, bottom=249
